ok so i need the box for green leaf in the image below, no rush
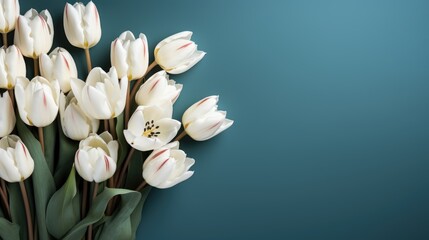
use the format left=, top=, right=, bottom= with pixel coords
left=130, top=186, right=151, bottom=239
left=0, top=217, right=20, bottom=240
left=62, top=188, right=141, bottom=240
left=54, top=121, right=79, bottom=187
left=8, top=183, right=28, bottom=240
left=17, top=118, right=55, bottom=240
left=116, top=112, right=129, bottom=167
left=44, top=120, right=57, bottom=174
left=46, top=167, right=80, bottom=239
left=124, top=150, right=145, bottom=189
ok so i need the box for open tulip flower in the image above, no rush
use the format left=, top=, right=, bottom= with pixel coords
left=135, top=70, right=182, bottom=107
left=70, top=67, right=127, bottom=119
left=124, top=102, right=181, bottom=151
left=155, top=31, right=206, bottom=74
left=74, top=131, right=118, bottom=183
left=15, top=76, right=60, bottom=127
left=0, top=0, right=19, bottom=34
left=64, top=1, right=101, bottom=49
left=0, top=135, right=34, bottom=183
left=14, top=8, right=53, bottom=59
left=111, top=30, right=148, bottom=80
left=0, top=45, right=26, bottom=89
left=183, top=96, right=233, bottom=141
left=59, top=91, right=99, bottom=141
left=0, top=91, right=15, bottom=138
left=143, top=141, right=194, bottom=189
left=40, top=47, right=78, bottom=92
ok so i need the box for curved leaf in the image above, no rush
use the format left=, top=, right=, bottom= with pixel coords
left=0, top=217, right=20, bottom=240
left=54, top=121, right=79, bottom=187
left=46, top=167, right=80, bottom=239
left=17, top=118, right=55, bottom=240
left=44, top=120, right=58, bottom=174
left=8, top=183, right=28, bottom=240
left=62, top=188, right=141, bottom=240
left=130, top=186, right=151, bottom=239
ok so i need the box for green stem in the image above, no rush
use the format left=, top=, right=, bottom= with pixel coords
left=19, top=182, right=33, bottom=240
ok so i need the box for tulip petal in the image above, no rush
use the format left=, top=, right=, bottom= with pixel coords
left=64, top=3, right=85, bottom=48
left=14, top=77, right=31, bottom=125
left=83, top=1, right=101, bottom=48
left=154, top=118, right=181, bottom=144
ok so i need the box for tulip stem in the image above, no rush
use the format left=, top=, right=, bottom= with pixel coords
left=81, top=181, right=88, bottom=219
left=7, top=89, right=14, bottom=108
left=116, top=147, right=136, bottom=188
left=109, top=118, right=117, bottom=139
left=104, top=120, right=109, bottom=132
left=174, top=130, right=187, bottom=142
left=33, top=58, right=39, bottom=76
left=129, top=61, right=157, bottom=106
left=2, top=33, right=7, bottom=47
left=19, top=182, right=34, bottom=240
left=135, top=181, right=147, bottom=192
left=87, top=182, right=98, bottom=240
left=124, top=81, right=131, bottom=128
left=0, top=185, right=11, bottom=220
left=84, top=48, right=92, bottom=73
left=38, top=127, right=45, bottom=154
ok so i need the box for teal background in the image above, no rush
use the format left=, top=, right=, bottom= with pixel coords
left=22, top=0, right=429, bottom=239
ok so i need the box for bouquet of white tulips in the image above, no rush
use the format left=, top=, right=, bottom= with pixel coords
left=0, top=1, right=233, bottom=239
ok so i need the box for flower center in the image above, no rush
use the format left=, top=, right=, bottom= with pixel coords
left=143, top=120, right=160, bottom=138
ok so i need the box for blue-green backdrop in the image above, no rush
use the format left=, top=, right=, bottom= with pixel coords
left=22, top=0, right=429, bottom=239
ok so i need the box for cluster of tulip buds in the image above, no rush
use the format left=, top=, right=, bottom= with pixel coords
left=0, top=0, right=233, bottom=191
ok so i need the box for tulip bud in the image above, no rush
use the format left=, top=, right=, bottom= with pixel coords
left=124, top=102, right=181, bottom=151
left=14, top=9, right=54, bottom=58
left=111, top=31, right=148, bottom=80
left=135, top=70, right=182, bottom=107
left=0, top=135, right=34, bottom=182
left=0, top=91, right=15, bottom=137
left=70, top=67, right=128, bottom=120
left=143, top=141, right=194, bottom=189
left=0, top=0, right=19, bottom=33
left=0, top=45, right=26, bottom=89
left=74, top=132, right=118, bottom=183
left=40, top=47, right=78, bottom=93
left=14, top=76, right=60, bottom=127
left=63, top=1, right=101, bottom=49
left=182, top=96, right=233, bottom=141
left=154, top=31, right=206, bottom=74
left=59, top=91, right=99, bottom=141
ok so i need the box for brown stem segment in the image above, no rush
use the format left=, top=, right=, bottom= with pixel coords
left=116, top=147, right=136, bottom=188
left=84, top=48, right=92, bottom=73
left=33, top=58, right=39, bottom=77
left=38, top=127, right=44, bottom=154
left=87, top=182, right=99, bottom=240
left=20, top=182, right=34, bottom=240
left=81, top=181, right=88, bottom=219
left=109, top=118, right=117, bottom=139
left=2, top=33, right=7, bottom=47
left=104, top=119, right=109, bottom=132
left=129, top=61, right=157, bottom=104
left=135, top=181, right=147, bottom=192
left=124, top=81, right=131, bottom=128
left=0, top=186, right=10, bottom=220
left=174, top=130, right=187, bottom=142
left=8, top=89, right=14, bottom=108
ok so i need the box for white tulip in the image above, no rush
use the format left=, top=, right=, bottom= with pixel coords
left=182, top=96, right=233, bottom=141
left=135, top=70, right=182, bottom=107
left=154, top=31, right=206, bottom=74
left=0, top=135, right=34, bottom=182
left=0, top=45, right=26, bottom=89
left=111, top=31, right=148, bottom=80
left=63, top=1, right=101, bottom=49
left=14, top=76, right=60, bottom=127
left=74, top=132, right=118, bottom=183
left=124, top=102, right=181, bottom=151
left=40, top=47, right=78, bottom=93
left=59, top=91, right=99, bottom=141
left=70, top=67, right=128, bottom=120
left=143, top=141, right=194, bottom=189
left=0, top=0, right=19, bottom=33
left=14, top=9, right=54, bottom=58
left=0, top=91, right=15, bottom=137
